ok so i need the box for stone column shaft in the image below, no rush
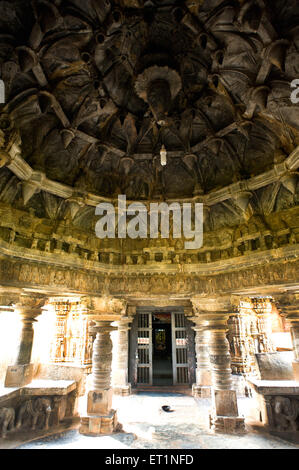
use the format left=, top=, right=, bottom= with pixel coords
left=291, top=325, right=299, bottom=361
left=208, top=328, right=233, bottom=391
left=91, top=323, right=114, bottom=391
left=278, top=299, right=299, bottom=380
left=192, top=321, right=211, bottom=397
left=283, top=306, right=299, bottom=361
left=113, top=319, right=132, bottom=395
left=16, top=315, right=37, bottom=365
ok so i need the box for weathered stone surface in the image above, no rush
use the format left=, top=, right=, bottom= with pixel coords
left=79, top=410, right=119, bottom=436
left=293, top=362, right=299, bottom=381
left=5, top=365, right=34, bottom=388
left=0, top=380, right=78, bottom=440
left=87, top=389, right=112, bottom=416
left=254, top=352, right=295, bottom=381
left=212, top=390, right=239, bottom=418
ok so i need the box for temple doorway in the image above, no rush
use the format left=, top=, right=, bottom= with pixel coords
left=129, top=308, right=196, bottom=388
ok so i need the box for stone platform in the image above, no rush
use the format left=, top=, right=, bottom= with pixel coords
left=247, top=378, right=299, bottom=431
left=79, top=409, right=120, bottom=436
left=0, top=379, right=79, bottom=442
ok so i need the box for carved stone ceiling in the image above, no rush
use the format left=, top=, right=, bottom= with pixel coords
left=0, top=0, right=299, bottom=201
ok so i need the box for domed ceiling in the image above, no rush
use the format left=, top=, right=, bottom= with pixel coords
left=0, top=0, right=299, bottom=201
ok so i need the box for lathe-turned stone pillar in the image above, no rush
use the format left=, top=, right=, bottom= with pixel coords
left=79, top=296, right=125, bottom=435
left=192, top=297, right=245, bottom=433
left=5, top=294, right=47, bottom=387
left=80, top=320, right=118, bottom=435
left=277, top=294, right=299, bottom=381
left=191, top=317, right=211, bottom=398
left=113, top=316, right=133, bottom=396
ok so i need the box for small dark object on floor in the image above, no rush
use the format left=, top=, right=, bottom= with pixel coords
left=162, top=406, right=174, bottom=412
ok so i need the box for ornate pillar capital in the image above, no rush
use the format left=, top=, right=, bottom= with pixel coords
left=13, top=293, right=48, bottom=320
left=117, top=316, right=134, bottom=330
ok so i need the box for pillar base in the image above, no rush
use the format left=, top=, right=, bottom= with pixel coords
left=212, top=389, right=238, bottom=416
left=292, top=362, right=299, bottom=381
left=192, top=384, right=211, bottom=398
left=209, top=413, right=246, bottom=434
left=4, top=364, right=34, bottom=387
left=113, top=384, right=131, bottom=396
left=79, top=409, right=120, bottom=435
left=209, top=389, right=245, bottom=434
left=87, top=389, right=112, bottom=415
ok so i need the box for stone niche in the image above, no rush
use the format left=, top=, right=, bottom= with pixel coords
left=0, top=380, right=79, bottom=444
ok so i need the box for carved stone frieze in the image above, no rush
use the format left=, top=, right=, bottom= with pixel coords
left=0, top=255, right=297, bottom=298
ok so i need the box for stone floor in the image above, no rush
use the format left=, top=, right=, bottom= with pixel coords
left=16, top=392, right=299, bottom=450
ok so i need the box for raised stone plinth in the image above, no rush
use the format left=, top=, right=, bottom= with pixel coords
left=0, top=380, right=79, bottom=442
left=192, top=384, right=211, bottom=398
left=79, top=410, right=119, bottom=436
left=113, top=384, right=132, bottom=396
left=247, top=378, right=299, bottom=431
left=209, top=414, right=246, bottom=434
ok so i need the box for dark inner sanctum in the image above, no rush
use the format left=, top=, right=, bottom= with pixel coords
left=152, top=313, right=172, bottom=386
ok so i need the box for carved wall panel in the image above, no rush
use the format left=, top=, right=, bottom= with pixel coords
left=0, top=387, right=78, bottom=440
left=50, top=301, right=93, bottom=366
